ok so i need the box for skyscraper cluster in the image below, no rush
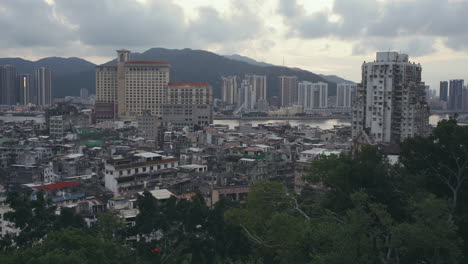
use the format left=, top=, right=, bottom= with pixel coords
left=0, top=65, right=52, bottom=106
left=222, top=74, right=268, bottom=114
left=223, top=73, right=357, bottom=115
left=438, top=79, right=468, bottom=112
left=352, top=52, right=430, bottom=144
left=95, top=50, right=213, bottom=129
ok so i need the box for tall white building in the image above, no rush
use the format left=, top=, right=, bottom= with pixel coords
left=336, top=83, right=356, bottom=108
left=245, top=75, right=267, bottom=101
left=241, top=79, right=256, bottom=110
left=279, top=76, right=298, bottom=107
left=35, top=67, right=52, bottom=106
left=298, top=81, right=328, bottom=113
left=352, top=52, right=430, bottom=143
left=221, top=76, right=237, bottom=105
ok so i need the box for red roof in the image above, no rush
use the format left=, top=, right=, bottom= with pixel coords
left=125, top=61, right=170, bottom=65
left=168, top=82, right=210, bottom=86
left=32, top=181, right=80, bottom=191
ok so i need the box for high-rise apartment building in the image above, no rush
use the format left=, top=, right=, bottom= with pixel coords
left=0, top=65, right=17, bottom=105
left=448, top=79, right=464, bottom=111
left=17, top=74, right=34, bottom=105
left=279, top=76, right=298, bottom=107
left=440, top=81, right=448, bottom=102
left=336, top=83, right=356, bottom=108
left=352, top=52, right=429, bottom=143
left=96, top=49, right=170, bottom=121
left=462, top=86, right=468, bottom=112
left=245, top=75, right=267, bottom=101
left=35, top=67, right=52, bottom=106
left=80, top=88, right=89, bottom=100
left=298, top=81, right=328, bottom=113
left=240, top=79, right=255, bottom=111
left=162, top=83, right=213, bottom=129
left=221, top=76, right=237, bottom=105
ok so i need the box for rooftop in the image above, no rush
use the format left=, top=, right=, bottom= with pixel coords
left=32, top=181, right=80, bottom=191
left=139, top=189, right=174, bottom=200
left=125, top=61, right=170, bottom=65
left=168, top=82, right=210, bottom=86
left=134, top=152, right=162, bottom=159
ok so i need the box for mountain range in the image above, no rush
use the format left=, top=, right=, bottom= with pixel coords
left=0, top=48, right=354, bottom=98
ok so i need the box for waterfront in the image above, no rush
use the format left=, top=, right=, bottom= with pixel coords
left=0, top=114, right=450, bottom=130
left=214, top=114, right=449, bottom=130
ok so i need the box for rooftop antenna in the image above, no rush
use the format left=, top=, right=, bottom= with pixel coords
left=283, top=56, right=285, bottom=67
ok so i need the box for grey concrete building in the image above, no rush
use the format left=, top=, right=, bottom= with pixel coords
left=352, top=52, right=430, bottom=143
left=17, top=74, right=34, bottom=105
left=162, top=83, right=213, bottom=130
left=137, top=110, right=160, bottom=140
left=439, top=81, right=448, bottom=102
left=35, top=67, right=52, bottom=106
left=448, top=79, right=464, bottom=111
left=221, top=76, right=237, bottom=105
left=0, top=65, right=17, bottom=105
left=279, top=76, right=298, bottom=107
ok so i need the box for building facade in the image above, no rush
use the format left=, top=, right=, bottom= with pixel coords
left=35, top=67, right=52, bottom=106
left=352, top=52, right=430, bottom=143
left=440, top=81, right=448, bottom=102
left=448, top=79, right=464, bottom=111
left=298, top=81, right=328, bottom=113
left=80, top=88, right=89, bottom=100
left=137, top=110, right=160, bottom=140
left=96, top=50, right=170, bottom=121
left=0, top=65, right=17, bottom=105
left=162, top=83, right=213, bottom=130
left=336, top=83, right=356, bottom=108
left=245, top=75, right=267, bottom=102
left=104, top=152, right=179, bottom=195
left=279, top=76, right=298, bottom=107
left=17, top=74, right=34, bottom=105
left=221, top=76, right=237, bottom=105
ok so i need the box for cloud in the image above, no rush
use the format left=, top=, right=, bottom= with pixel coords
left=352, top=37, right=436, bottom=57
left=188, top=3, right=265, bottom=43
left=0, top=0, right=267, bottom=57
left=278, top=0, right=468, bottom=54
left=0, top=0, right=74, bottom=47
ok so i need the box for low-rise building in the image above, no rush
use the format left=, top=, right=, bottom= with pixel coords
left=104, top=152, right=179, bottom=196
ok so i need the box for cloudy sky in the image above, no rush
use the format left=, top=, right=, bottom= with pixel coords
left=1, top=0, right=468, bottom=90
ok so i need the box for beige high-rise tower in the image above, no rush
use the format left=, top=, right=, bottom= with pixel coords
left=95, top=50, right=170, bottom=122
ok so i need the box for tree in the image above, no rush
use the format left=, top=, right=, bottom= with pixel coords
left=226, top=181, right=311, bottom=263
left=307, top=191, right=461, bottom=264
left=95, top=210, right=126, bottom=241
left=309, top=146, right=408, bottom=219
left=55, top=207, right=85, bottom=230
left=400, top=119, right=468, bottom=220
left=6, top=228, right=134, bottom=264
left=4, top=190, right=56, bottom=248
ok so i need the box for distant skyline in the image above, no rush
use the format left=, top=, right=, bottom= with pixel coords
left=1, top=0, right=468, bottom=90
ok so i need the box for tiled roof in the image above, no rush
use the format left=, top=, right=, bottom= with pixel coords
left=125, top=61, right=170, bottom=65
left=32, top=181, right=80, bottom=191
